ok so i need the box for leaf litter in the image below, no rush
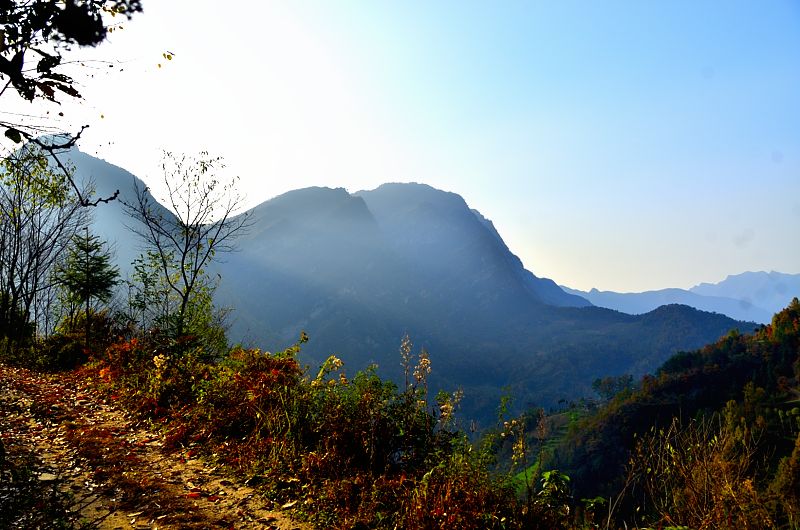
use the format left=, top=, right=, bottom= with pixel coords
left=0, top=363, right=310, bottom=529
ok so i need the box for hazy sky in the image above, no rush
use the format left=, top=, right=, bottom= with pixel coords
left=4, top=1, right=799, bottom=292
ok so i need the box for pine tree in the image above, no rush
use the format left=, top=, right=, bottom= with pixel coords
left=57, top=229, right=120, bottom=345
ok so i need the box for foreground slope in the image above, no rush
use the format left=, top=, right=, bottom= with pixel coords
left=0, top=364, right=309, bottom=529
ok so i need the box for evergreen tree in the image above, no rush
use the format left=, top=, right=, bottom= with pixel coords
left=56, top=229, right=119, bottom=345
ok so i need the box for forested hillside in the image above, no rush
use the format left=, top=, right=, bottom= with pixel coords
left=543, top=298, right=800, bottom=528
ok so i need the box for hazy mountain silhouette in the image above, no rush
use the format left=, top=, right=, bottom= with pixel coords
left=67, top=148, right=161, bottom=277
left=690, top=271, right=800, bottom=318
left=356, top=183, right=590, bottom=309
left=64, top=148, right=753, bottom=423
left=563, top=272, right=799, bottom=324
left=561, top=286, right=773, bottom=323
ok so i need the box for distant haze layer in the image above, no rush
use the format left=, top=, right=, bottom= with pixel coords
left=564, top=271, right=800, bottom=325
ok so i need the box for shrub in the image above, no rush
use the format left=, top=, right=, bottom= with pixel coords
left=629, top=415, right=774, bottom=529
left=400, top=443, right=518, bottom=529
left=83, top=332, right=589, bottom=528
left=35, top=333, right=87, bottom=370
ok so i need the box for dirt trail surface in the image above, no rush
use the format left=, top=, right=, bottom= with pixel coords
left=0, top=363, right=311, bottom=529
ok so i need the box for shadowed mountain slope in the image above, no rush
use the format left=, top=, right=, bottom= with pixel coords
left=62, top=149, right=753, bottom=423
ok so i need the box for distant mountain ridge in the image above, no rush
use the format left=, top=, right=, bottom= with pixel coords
left=690, top=271, right=800, bottom=316
left=63, top=148, right=753, bottom=423
left=564, top=271, right=799, bottom=324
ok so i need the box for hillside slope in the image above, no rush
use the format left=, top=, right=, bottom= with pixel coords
left=551, top=298, right=800, bottom=527
left=63, top=149, right=753, bottom=423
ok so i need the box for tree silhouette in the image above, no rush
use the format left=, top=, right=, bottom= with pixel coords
left=1, top=0, right=143, bottom=206
left=0, top=144, right=87, bottom=349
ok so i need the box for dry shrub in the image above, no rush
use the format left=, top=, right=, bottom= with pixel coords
left=400, top=450, right=515, bottom=530
left=630, top=414, right=773, bottom=529
left=87, top=333, right=576, bottom=528
left=770, top=431, right=800, bottom=526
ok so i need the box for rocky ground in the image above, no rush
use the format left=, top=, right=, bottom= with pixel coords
left=0, top=364, right=310, bottom=530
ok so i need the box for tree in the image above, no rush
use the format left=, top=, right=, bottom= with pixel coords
left=591, top=374, right=633, bottom=401
left=127, top=249, right=170, bottom=331
left=56, top=228, right=119, bottom=344
left=0, top=143, right=86, bottom=349
left=0, top=0, right=142, bottom=105
left=1, top=0, right=143, bottom=206
left=123, top=151, right=251, bottom=342
left=0, top=291, right=33, bottom=346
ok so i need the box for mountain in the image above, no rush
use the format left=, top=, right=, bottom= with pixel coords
left=67, top=148, right=169, bottom=279
left=215, top=182, right=591, bottom=358
left=564, top=271, right=800, bottom=324
left=690, top=271, right=800, bottom=316
left=356, top=183, right=591, bottom=309
left=562, top=286, right=774, bottom=323
left=62, top=149, right=753, bottom=424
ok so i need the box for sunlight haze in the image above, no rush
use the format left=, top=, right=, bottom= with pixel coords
left=7, top=0, right=799, bottom=292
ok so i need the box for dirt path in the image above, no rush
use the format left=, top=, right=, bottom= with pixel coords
left=0, top=364, right=311, bottom=529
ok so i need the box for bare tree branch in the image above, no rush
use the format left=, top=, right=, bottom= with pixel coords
left=122, top=151, right=253, bottom=337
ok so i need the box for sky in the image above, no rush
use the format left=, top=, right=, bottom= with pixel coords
left=3, top=1, right=799, bottom=292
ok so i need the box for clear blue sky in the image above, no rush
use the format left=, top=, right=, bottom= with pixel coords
left=8, top=1, right=799, bottom=291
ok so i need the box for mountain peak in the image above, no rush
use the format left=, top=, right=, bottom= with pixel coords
left=356, top=182, right=469, bottom=218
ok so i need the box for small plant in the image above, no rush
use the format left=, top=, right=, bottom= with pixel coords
left=63, top=329, right=618, bottom=529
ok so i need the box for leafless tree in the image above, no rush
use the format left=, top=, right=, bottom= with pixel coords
left=122, top=150, right=252, bottom=336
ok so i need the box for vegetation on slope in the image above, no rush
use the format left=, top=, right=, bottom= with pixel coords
left=3, top=267, right=798, bottom=529
left=547, top=297, right=800, bottom=528
left=3, top=299, right=796, bottom=528
left=2, top=313, right=587, bottom=528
